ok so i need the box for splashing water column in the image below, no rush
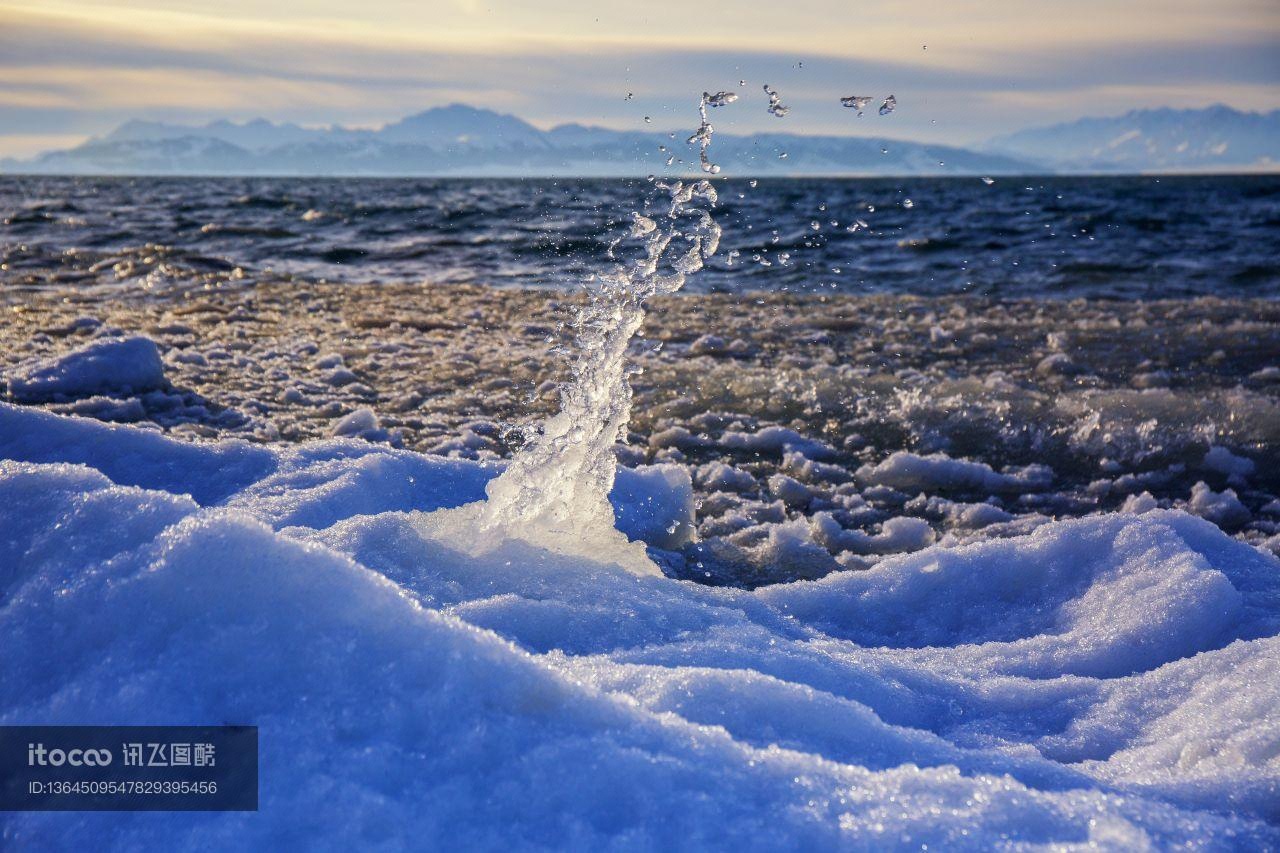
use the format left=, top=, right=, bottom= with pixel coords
left=418, top=181, right=722, bottom=575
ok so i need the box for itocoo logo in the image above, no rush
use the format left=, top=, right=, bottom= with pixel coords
left=27, top=743, right=113, bottom=767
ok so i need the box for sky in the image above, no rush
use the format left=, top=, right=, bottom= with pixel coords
left=0, top=0, right=1277, bottom=158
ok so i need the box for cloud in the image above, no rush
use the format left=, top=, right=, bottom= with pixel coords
left=0, top=0, right=1276, bottom=157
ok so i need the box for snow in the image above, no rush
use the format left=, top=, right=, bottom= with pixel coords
left=767, top=472, right=813, bottom=508
left=856, top=450, right=1054, bottom=494
left=810, top=511, right=937, bottom=555
left=695, top=460, right=757, bottom=493
left=719, top=426, right=838, bottom=460
left=1204, top=445, right=1256, bottom=485
left=1187, top=480, right=1252, bottom=529
left=2, top=404, right=1279, bottom=848
left=5, top=335, right=166, bottom=402
left=330, top=406, right=392, bottom=443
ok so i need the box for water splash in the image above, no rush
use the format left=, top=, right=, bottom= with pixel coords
left=879, top=95, right=897, bottom=116
left=763, top=84, right=790, bottom=118
left=688, top=91, right=738, bottom=175
left=419, top=177, right=722, bottom=575
left=840, top=95, right=872, bottom=115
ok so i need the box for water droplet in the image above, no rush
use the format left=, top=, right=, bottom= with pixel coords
left=703, top=90, right=739, bottom=108
left=644, top=116, right=652, bottom=123
left=878, top=95, right=896, bottom=116
left=763, top=84, right=790, bottom=118
left=902, top=199, right=914, bottom=209
left=981, top=176, right=996, bottom=185
left=840, top=95, right=872, bottom=115
left=690, top=91, right=738, bottom=174
left=778, top=151, right=788, bottom=159
left=625, top=92, right=634, bottom=101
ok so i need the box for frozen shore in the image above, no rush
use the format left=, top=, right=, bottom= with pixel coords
left=3, top=275, right=1280, bottom=846
left=3, top=281, right=1278, bottom=585
left=1, top=400, right=1278, bottom=847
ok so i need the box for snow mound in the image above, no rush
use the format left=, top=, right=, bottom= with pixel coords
left=5, top=336, right=166, bottom=402
left=2, top=405, right=1278, bottom=848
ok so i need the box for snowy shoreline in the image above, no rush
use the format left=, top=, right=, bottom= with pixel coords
left=2, top=400, right=1278, bottom=847
left=3, top=275, right=1280, bottom=845
left=3, top=281, right=1278, bottom=585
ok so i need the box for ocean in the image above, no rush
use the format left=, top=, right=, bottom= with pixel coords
left=2, top=174, right=1278, bottom=298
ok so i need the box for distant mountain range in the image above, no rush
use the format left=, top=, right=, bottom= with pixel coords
left=2, top=103, right=1276, bottom=177
left=986, top=105, right=1280, bottom=173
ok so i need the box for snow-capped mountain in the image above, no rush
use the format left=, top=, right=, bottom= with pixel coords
left=0, top=104, right=1034, bottom=177
left=5, top=103, right=1275, bottom=176
left=984, top=105, right=1279, bottom=173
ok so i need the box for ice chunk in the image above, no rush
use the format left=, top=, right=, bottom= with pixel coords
left=608, top=462, right=696, bottom=550
left=1203, top=445, right=1255, bottom=485
left=6, top=336, right=165, bottom=402
left=695, top=461, right=757, bottom=493
left=768, top=473, right=813, bottom=508
left=1186, top=481, right=1251, bottom=528
left=1121, top=491, right=1160, bottom=514
left=331, top=406, right=383, bottom=438
left=720, top=426, right=838, bottom=460
left=857, top=451, right=1053, bottom=494
left=810, top=512, right=936, bottom=555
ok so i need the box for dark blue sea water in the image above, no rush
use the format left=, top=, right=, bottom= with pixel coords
left=2, top=175, right=1277, bottom=298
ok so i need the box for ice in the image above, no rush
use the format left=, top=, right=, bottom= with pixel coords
left=5, top=335, right=166, bottom=402
left=719, top=425, right=838, bottom=460
left=767, top=472, right=813, bottom=507
left=856, top=450, right=1054, bottom=494
left=695, top=460, right=757, bottom=493
left=330, top=406, right=390, bottom=441
left=1187, top=480, right=1252, bottom=528
left=811, top=511, right=937, bottom=555
left=1203, top=444, right=1256, bottom=485
left=1121, top=490, right=1160, bottom=513
left=6, top=284, right=1276, bottom=555
left=2, top=405, right=1278, bottom=847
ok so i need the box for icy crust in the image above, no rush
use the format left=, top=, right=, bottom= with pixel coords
left=4, top=283, right=1279, bottom=580
left=2, top=407, right=1279, bottom=848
